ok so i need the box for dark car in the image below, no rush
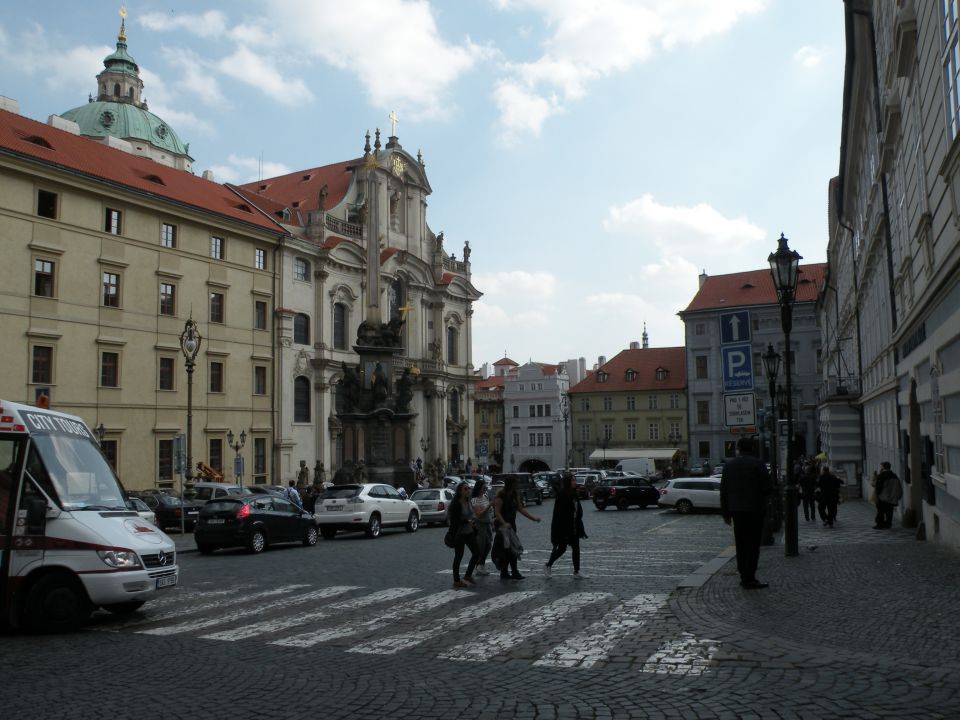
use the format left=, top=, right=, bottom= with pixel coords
left=130, top=491, right=201, bottom=531
left=194, top=494, right=318, bottom=554
left=532, top=471, right=562, bottom=498
left=490, top=473, right=542, bottom=506
left=592, top=477, right=661, bottom=511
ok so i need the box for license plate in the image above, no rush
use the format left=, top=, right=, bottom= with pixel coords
left=326, top=505, right=343, bottom=511
left=207, top=518, right=225, bottom=524
left=156, top=575, right=177, bottom=589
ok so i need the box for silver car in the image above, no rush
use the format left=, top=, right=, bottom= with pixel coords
left=410, top=488, right=455, bottom=526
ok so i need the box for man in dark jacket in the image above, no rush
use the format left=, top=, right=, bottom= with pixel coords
left=721, top=437, right=772, bottom=589
left=799, top=464, right=819, bottom=522
left=874, top=461, right=900, bottom=529
left=817, top=466, right=843, bottom=527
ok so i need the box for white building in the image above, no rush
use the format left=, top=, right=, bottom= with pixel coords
left=503, top=362, right=570, bottom=472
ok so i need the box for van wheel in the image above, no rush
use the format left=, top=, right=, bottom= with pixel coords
left=103, top=600, right=145, bottom=615
left=24, top=573, right=92, bottom=633
left=676, top=499, right=693, bottom=514
left=248, top=529, right=267, bottom=553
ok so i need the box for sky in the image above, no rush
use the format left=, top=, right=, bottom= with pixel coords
left=0, top=0, right=845, bottom=371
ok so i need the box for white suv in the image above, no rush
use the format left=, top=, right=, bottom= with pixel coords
left=315, top=483, right=420, bottom=539
left=657, top=477, right=722, bottom=513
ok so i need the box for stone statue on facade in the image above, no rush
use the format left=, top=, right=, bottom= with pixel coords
left=395, top=368, right=413, bottom=413
left=371, top=362, right=388, bottom=407
left=341, top=361, right=361, bottom=412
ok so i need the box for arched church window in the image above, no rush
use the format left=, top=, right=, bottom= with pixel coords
left=333, top=303, right=347, bottom=350
left=293, top=313, right=310, bottom=345
left=446, top=326, right=458, bottom=365
left=450, top=389, right=461, bottom=422
left=113, top=83, right=121, bottom=96
left=389, top=278, right=403, bottom=321
left=294, top=376, right=311, bottom=423
left=128, top=87, right=134, bottom=99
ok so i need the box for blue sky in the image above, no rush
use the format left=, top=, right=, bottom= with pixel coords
left=0, top=1, right=844, bottom=370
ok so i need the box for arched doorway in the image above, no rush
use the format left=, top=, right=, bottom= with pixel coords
left=519, top=458, right=549, bottom=473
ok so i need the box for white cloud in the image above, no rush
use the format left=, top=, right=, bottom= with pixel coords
left=0, top=22, right=108, bottom=95
left=492, top=0, right=766, bottom=138
left=207, top=154, right=292, bottom=185
left=139, top=11, right=229, bottom=39
left=472, top=270, right=557, bottom=299
left=159, top=47, right=227, bottom=107
left=793, top=45, right=829, bottom=69
left=216, top=45, right=313, bottom=106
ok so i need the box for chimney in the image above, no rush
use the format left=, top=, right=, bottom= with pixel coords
left=0, top=96, right=20, bottom=114
left=629, top=341, right=640, bottom=350
left=699, top=269, right=708, bottom=288
left=202, top=170, right=216, bottom=182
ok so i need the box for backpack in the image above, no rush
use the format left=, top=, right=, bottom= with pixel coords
left=880, top=475, right=903, bottom=505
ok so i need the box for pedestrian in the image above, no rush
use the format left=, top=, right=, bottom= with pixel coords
left=470, top=479, right=494, bottom=575
left=799, top=464, right=819, bottom=522
left=720, top=436, right=772, bottom=589
left=286, top=479, right=303, bottom=510
left=466, top=457, right=473, bottom=475
left=544, top=472, right=587, bottom=578
left=448, top=481, right=478, bottom=588
left=302, top=485, right=317, bottom=513
left=493, top=475, right=542, bottom=579
left=817, top=465, right=843, bottom=528
left=874, top=461, right=902, bottom=529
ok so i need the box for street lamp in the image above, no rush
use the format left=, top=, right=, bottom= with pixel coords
left=179, top=317, right=202, bottom=491
left=227, top=429, right=247, bottom=487
left=762, top=344, right=781, bottom=479
left=94, top=422, right=106, bottom=445
left=597, top=437, right=609, bottom=468
left=769, top=232, right=802, bottom=557
left=559, top=395, right=570, bottom=468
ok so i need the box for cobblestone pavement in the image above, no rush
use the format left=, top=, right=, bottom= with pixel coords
left=1, top=499, right=958, bottom=718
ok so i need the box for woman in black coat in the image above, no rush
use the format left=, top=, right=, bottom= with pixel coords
left=544, top=473, right=587, bottom=577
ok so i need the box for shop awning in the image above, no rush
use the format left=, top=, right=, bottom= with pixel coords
left=587, top=448, right=681, bottom=462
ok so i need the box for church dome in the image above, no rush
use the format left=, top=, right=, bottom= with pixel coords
left=59, top=12, right=192, bottom=169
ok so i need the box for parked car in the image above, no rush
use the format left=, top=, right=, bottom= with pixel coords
left=183, top=482, right=244, bottom=503
left=315, top=483, right=420, bottom=539
left=657, top=477, right=722, bottom=513
left=130, top=491, right=201, bottom=531
left=443, top=475, right=467, bottom=489
left=533, top=471, right=562, bottom=498
left=573, top=472, right=601, bottom=499
left=490, top=472, right=542, bottom=505
left=410, top=488, right=455, bottom=525
left=689, top=464, right=705, bottom=476
left=125, top=496, right=157, bottom=526
left=247, top=484, right=287, bottom=496
left=592, top=477, right=661, bottom=511
left=194, top=494, right=318, bottom=554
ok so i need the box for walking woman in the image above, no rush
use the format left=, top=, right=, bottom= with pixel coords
left=449, top=481, right=478, bottom=588
left=544, top=472, right=587, bottom=578
left=493, top=475, right=541, bottom=579
left=470, top=479, right=494, bottom=575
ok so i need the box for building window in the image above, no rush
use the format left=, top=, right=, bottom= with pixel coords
left=695, top=323, right=705, bottom=335
left=529, top=405, right=536, bottom=418
left=648, top=395, right=658, bottom=410
left=333, top=303, right=347, bottom=349
left=656, top=367, right=668, bottom=381
left=602, top=424, right=613, bottom=441
left=160, top=283, right=176, bottom=316
left=695, top=356, right=708, bottom=380
left=209, top=361, right=224, bottom=393
left=529, top=433, right=536, bottom=447
left=495, top=434, right=503, bottom=453
left=210, top=236, right=224, bottom=259
left=254, top=248, right=266, bottom=270
left=670, top=421, right=681, bottom=440
left=625, top=369, right=636, bottom=382
left=512, top=406, right=519, bottom=418
left=450, top=391, right=461, bottom=421
left=648, top=423, right=660, bottom=441
left=580, top=424, right=591, bottom=441
left=159, top=357, right=175, bottom=390
left=294, top=313, right=310, bottom=345
left=696, top=400, right=710, bottom=425
left=446, top=326, right=458, bottom=365
left=255, top=300, right=267, bottom=330
left=158, top=439, right=173, bottom=482
left=254, top=437, right=267, bottom=478
left=513, top=433, right=520, bottom=447
left=480, top=409, right=488, bottom=425
left=294, top=376, right=310, bottom=422
left=254, top=365, right=267, bottom=395
left=626, top=396, right=636, bottom=411
left=496, top=408, right=503, bottom=424
left=37, top=189, right=58, bottom=219
left=209, top=438, right=223, bottom=474
left=32, top=345, right=53, bottom=384
left=102, top=271, right=120, bottom=307
left=161, top=223, right=177, bottom=248
left=698, top=441, right=710, bottom=459
left=34, top=259, right=55, bottom=297
left=210, top=292, right=225, bottom=324
left=101, top=439, right=118, bottom=471
left=626, top=423, right=637, bottom=441
left=670, top=393, right=680, bottom=409
left=104, top=208, right=122, bottom=235
left=294, top=257, right=309, bottom=281
left=597, top=371, right=608, bottom=383
left=945, top=0, right=960, bottom=139
left=603, top=396, right=613, bottom=411
left=580, top=398, right=590, bottom=412
left=100, top=351, right=119, bottom=387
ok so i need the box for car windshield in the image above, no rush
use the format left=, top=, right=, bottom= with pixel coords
left=411, top=490, right=438, bottom=500
left=323, top=486, right=362, bottom=499
left=202, top=500, right=242, bottom=515
left=28, top=434, right=126, bottom=511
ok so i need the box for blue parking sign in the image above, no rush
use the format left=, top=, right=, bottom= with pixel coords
left=721, top=343, right=754, bottom=393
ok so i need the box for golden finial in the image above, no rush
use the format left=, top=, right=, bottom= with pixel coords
left=118, top=6, right=128, bottom=42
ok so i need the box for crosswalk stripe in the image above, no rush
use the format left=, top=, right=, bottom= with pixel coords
left=534, top=593, right=668, bottom=668
left=270, top=589, right=467, bottom=648
left=110, top=584, right=310, bottom=629
left=640, top=632, right=720, bottom=676
left=437, top=591, right=611, bottom=662
left=140, top=586, right=346, bottom=636
left=350, top=590, right=541, bottom=656
left=199, top=586, right=360, bottom=641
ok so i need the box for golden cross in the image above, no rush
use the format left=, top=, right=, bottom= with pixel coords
left=399, top=302, right=414, bottom=321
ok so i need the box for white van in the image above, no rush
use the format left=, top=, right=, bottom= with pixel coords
left=615, top=458, right=655, bottom=476
left=0, top=400, right=179, bottom=631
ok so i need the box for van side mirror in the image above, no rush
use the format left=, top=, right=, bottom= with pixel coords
left=26, top=497, right=48, bottom=535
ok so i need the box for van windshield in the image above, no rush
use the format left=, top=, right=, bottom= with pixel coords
left=28, top=434, right=126, bottom=511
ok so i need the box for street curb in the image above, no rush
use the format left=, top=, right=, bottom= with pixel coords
left=676, top=544, right=735, bottom=587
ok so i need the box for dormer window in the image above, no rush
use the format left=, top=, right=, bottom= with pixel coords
left=655, top=367, right=668, bottom=381
left=597, top=371, right=608, bottom=383
left=625, top=369, right=637, bottom=382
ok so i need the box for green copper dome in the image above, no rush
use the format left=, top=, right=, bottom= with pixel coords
left=60, top=101, right=190, bottom=156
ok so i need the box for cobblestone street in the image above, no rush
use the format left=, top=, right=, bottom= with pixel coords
left=1, top=500, right=957, bottom=719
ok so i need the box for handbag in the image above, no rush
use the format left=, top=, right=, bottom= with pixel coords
left=443, top=528, right=456, bottom=548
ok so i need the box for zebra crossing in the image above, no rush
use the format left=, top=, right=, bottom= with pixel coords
left=94, top=582, right=721, bottom=673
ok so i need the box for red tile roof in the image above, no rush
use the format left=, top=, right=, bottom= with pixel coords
left=493, top=357, right=518, bottom=367
left=569, top=347, right=687, bottom=393
left=230, top=185, right=304, bottom=228
left=476, top=375, right=505, bottom=390
left=682, top=263, right=827, bottom=314
left=237, top=159, right=357, bottom=215
left=380, top=247, right=400, bottom=264
left=0, top=110, right=284, bottom=233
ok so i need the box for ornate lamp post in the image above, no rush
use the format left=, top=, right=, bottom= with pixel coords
left=227, top=429, right=247, bottom=487
left=559, top=395, right=570, bottom=468
left=179, top=318, right=202, bottom=490
left=761, top=344, right=781, bottom=481
left=94, top=422, right=106, bottom=445
left=768, top=233, right=801, bottom=557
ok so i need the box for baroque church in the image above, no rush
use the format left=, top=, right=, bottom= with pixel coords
left=0, top=12, right=480, bottom=488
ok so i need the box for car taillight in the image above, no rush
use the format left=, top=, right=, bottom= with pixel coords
left=437, top=501, right=446, bottom=511
left=237, top=504, right=251, bottom=519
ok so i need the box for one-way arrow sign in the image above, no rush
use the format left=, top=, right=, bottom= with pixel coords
left=720, top=310, right=751, bottom=345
